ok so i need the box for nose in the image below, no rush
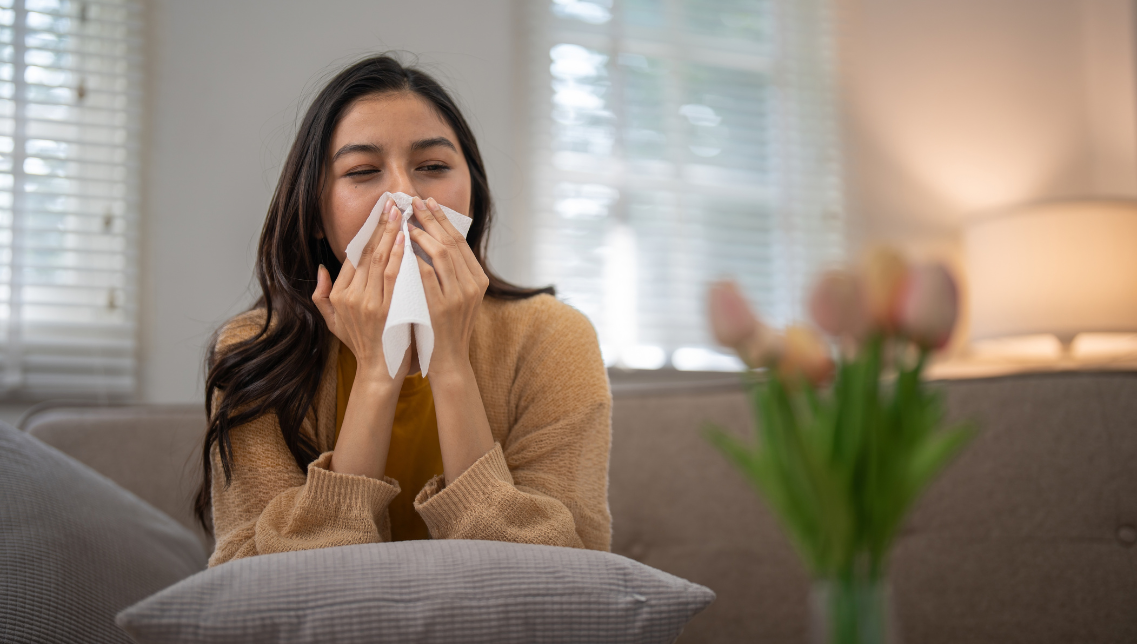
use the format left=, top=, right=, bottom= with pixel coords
left=386, top=166, right=418, bottom=199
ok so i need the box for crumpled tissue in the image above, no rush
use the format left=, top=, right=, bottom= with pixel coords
left=344, top=191, right=473, bottom=378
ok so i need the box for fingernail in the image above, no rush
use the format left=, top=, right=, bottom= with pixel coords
left=388, top=206, right=398, bottom=222
left=426, top=197, right=439, bottom=211
left=413, top=196, right=425, bottom=210
left=395, top=231, right=404, bottom=245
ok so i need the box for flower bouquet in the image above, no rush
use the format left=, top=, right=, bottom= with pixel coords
left=704, top=248, right=974, bottom=644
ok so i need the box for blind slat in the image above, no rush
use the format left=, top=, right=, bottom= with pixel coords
left=0, top=0, right=140, bottom=397
left=527, top=0, right=844, bottom=371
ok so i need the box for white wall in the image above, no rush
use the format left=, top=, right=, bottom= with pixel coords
left=137, top=0, right=1137, bottom=403
left=839, top=0, right=1137, bottom=255
left=140, top=0, right=523, bottom=403
left=837, top=0, right=1137, bottom=355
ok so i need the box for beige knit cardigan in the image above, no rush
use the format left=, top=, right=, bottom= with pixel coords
left=208, top=293, right=613, bottom=567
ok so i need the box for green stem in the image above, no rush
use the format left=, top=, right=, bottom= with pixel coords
left=913, top=347, right=928, bottom=379
left=824, top=561, right=888, bottom=644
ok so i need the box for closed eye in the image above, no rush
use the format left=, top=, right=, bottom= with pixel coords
left=345, top=167, right=379, bottom=177
left=418, top=164, right=450, bottom=173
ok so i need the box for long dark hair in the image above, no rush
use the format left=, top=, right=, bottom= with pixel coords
left=194, top=55, right=553, bottom=533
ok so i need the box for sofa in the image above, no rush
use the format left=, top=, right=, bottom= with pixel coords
left=17, top=370, right=1137, bottom=643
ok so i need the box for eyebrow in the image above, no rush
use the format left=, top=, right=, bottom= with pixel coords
left=411, top=137, right=457, bottom=152
left=332, top=137, right=457, bottom=163
left=331, top=143, right=381, bottom=162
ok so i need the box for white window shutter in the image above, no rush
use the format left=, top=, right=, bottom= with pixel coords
left=525, top=0, right=844, bottom=370
left=0, top=0, right=142, bottom=397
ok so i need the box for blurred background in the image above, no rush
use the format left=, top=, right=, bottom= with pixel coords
left=0, top=0, right=1134, bottom=417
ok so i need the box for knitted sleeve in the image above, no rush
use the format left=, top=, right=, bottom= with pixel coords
left=413, top=299, right=613, bottom=551
left=206, top=313, right=402, bottom=567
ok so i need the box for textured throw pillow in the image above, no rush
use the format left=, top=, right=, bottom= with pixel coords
left=0, top=421, right=208, bottom=644
left=117, top=540, right=715, bottom=644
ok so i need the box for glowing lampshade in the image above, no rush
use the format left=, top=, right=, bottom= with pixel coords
left=964, top=199, right=1137, bottom=351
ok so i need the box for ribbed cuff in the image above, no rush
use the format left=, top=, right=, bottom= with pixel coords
left=307, top=451, right=401, bottom=517
left=414, top=443, right=513, bottom=536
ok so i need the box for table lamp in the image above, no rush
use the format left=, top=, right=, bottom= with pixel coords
left=964, top=199, right=1137, bottom=362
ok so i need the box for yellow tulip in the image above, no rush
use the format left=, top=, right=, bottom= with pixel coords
left=777, top=325, right=834, bottom=386
left=859, top=246, right=910, bottom=332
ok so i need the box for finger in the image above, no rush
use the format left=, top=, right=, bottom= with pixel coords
left=411, top=196, right=451, bottom=240
left=425, top=197, right=481, bottom=276
left=357, top=199, right=402, bottom=295
left=408, top=226, right=458, bottom=293
left=424, top=198, right=486, bottom=297
left=331, top=255, right=355, bottom=297
left=354, top=199, right=400, bottom=294
left=312, top=264, right=336, bottom=333
left=416, top=255, right=445, bottom=319
left=367, top=200, right=404, bottom=295
left=382, top=230, right=405, bottom=309
left=412, top=197, right=463, bottom=268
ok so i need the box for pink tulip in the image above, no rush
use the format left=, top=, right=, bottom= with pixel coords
left=777, top=325, right=834, bottom=386
left=708, top=280, right=758, bottom=349
left=708, top=280, right=783, bottom=368
left=809, top=269, right=868, bottom=339
left=897, top=263, right=959, bottom=349
left=859, top=246, right=910, bottom=332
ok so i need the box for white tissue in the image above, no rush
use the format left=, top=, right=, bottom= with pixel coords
left=344, top=191, right=473, bottom=378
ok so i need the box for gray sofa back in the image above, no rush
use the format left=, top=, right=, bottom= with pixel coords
left=23, top=405, right=212, bottom=550
left=24, top=371, right=1137, bottom=643
left=609, top=371, right=1137, bottom=643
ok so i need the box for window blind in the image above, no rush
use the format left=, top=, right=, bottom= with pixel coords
left=525, top=0, right=844, bottom=370
left=0, top=0, right=141, bottom=398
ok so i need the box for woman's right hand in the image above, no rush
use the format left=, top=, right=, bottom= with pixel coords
left=313, top=198, right=412, bottom=388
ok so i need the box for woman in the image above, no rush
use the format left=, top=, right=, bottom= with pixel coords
left=194, top=55, right=611, bottom=567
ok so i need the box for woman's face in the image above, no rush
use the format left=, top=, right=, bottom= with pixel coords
left=319, top=91, right=472, bottom=263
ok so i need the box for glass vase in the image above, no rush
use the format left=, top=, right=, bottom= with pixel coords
left=809, top=576, right=899, bottom=644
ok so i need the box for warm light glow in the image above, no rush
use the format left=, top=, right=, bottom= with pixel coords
left=970, top=334, right=1062, bottom=360
left=1072, top=333, right=1137, bottom=360
left=854, top=59, right=1078, bottom=217
left=965, top=200, right=1137, bottom=348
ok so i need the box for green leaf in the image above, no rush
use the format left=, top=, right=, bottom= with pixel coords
left=703, top=421, right=825, bottom=574
left=699, top=340, right=977, bottom=580
left=907, top=424, right=975, bottom=499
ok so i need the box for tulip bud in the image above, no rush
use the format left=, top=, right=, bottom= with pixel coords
left=777, top=325, right=834, bottom=386
left=809, top=269, right=868, bottom=339
left=739, top=325, right=785, bottom=369
left=897, top=263, right=959, bottom=349
left=707, top=280, right=784, bottom=369
left=859, top=246, right=910, bottom=332
left=708, top=280, right=758, bottom=350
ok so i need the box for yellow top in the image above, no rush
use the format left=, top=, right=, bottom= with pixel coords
left=334, top=342, right=442, bottom=542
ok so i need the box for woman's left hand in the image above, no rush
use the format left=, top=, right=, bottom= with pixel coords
left=407, top=196, right=489, bottom=379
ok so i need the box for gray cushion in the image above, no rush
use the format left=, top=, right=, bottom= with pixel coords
left=116, top=540, right=715, bottom=644
left=0, top=421, right=208, bottom=644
